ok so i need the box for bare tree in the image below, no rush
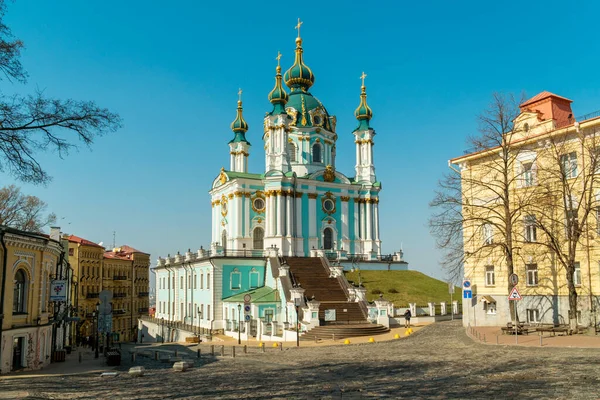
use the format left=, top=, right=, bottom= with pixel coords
left=530, top=124, right=600, bottom=330
left=0, top=184, right=56, bottom=232
left=0, top=0, right=121, bottom=184
left=430, top=93, right=534, bottom=320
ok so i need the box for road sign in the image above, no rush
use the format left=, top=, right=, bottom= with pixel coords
left=508, top=286, right=522, bottom=301
left=463, top=280, right=471, bottom=290
left=99, top=290, right=113, bottom=304
left=448, top=282, right=455, bottom=294
left=244, top=314, right=251, bottom=321
left=509, top=274, right=519, bottom=286
left=463, top=290, right=472, bottom=299
left=244, top=305, right=251, bottom=313
left=243, top=294, right=251, bottom=304
left=50, top=280, right=67, bottom=301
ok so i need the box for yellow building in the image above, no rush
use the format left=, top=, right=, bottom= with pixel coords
left=68, top=237, right=150, bottom=344
left=451, top=92, right=600, bottom=327
left=0, top=226, right=65, bottom=373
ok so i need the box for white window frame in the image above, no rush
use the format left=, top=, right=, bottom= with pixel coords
left=249, top=268, right=259, bottom=289
left=483, top=223, right=493, bottom=245
left=524, top=214, right=537, bottom=243
left=574, top=262, right=581, bottom=286
left=527, top=309, right=540, bottom=323
left=526, top=264, right=538, bottom=286
left=522, top=161, right=536, bottom=187
left=231, top=269, right=241, bottom=290
left=560, top=152, right=578, bottom=179
left=484, top=302, right=496, bottom=315
left=485, top=265, right=495, bottom=286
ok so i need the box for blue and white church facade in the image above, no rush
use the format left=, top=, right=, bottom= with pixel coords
left=144, top=24, right=407, bottom=343
left=211, top=33, right=382, bottom=259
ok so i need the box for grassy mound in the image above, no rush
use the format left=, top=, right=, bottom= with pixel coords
left=344, top=270, right=461, bottom=306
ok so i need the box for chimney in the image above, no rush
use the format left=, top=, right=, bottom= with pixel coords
left=50, top=227, right=61, bottom=242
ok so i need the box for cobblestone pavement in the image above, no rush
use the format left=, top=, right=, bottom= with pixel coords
left=2, top=320, right=600, bottom=399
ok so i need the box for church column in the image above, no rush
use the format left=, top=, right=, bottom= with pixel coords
left=295, top=193, right=303, bottom=240
left=230, top=153, right=235, bottom=171
left=244, top=193, right=250, bottom=238
left=286, top=190, right=293, bottom=237
left=236, top=192, right=243, bottom=242
left=360, top=200, right=367, bottom=240
left=355, top=140, right=360, bottom=170
left=276, top=190, right=283, bottom=237
left=265, top=192, right=272, bottom=237
left=308, top=193, right=317, bottom=239
left=374, top=198, right=380, bottom=242
left=366, top=199, right=373, bottom=241
left=353, top=198, right=359, bottom=241
left=341, top=196, right=349, bottom=242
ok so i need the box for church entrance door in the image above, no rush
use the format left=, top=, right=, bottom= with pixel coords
left=323, top=228, right=333, bottom=250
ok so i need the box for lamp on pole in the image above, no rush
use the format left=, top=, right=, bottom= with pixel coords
left=294, top=300, right=300, bottom=347
left=160, top=317, right=165, bottom=343
left=237, top=304, right=241, bottom=345
left=94, top=302, right=99, bottom=359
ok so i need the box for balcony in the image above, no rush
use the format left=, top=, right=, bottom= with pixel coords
left=113, top=275, right=127, bottom=281
left=86, top=293, right=99, bottom=299
left=113, top=293, right=127, bottom=298
left=138, top=292, right=149, bottom=298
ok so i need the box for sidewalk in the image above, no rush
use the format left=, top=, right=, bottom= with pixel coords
left=468, top=325, right=600, bottom=348
left=0, top=347, right=116, bottom=380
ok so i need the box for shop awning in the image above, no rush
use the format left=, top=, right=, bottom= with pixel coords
left=480, top=295, right=496, bottom=303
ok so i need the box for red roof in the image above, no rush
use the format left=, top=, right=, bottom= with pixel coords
left=104, top=244, right=149, bottom=260
left=68, top=235, right=104, bottom=248
left=520, top=91, right=572, bottom=107
left=119, top=245, right=148, bottom=255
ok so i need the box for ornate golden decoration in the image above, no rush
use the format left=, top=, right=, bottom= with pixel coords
left=353, top=198, right=360, bottom=203
left=295, top=192, right=304, bottom=198
left=315, top=138, right=321, bottom=143
left=221, top=195, right=228, bottom=217
left=257, top=218, right=263, bottom=224
left=244, top=192, right=252, bottom=198
left=308, top=193, right=318, bottom=199
left=228, top=193, right=234, bottom=199
left=219, top=168, right=227, bottom=184
left=288, top=137, right=293, bottom=142
left=321, top=191, right=337, bottom=215
left=340, top=196, right=350, bottom=202
left=323, top=165, right=335, bottom=183
left=276, top=189, right=283, bottom=196
left=234, top=191, right=243, bottom=197
left=215, top=200, right=221, bottom=205
left=301, top=96, right=308, bottom=126
left=315, top=127, right=321, bottom=133
left=286, top=107, right=298, bottom=126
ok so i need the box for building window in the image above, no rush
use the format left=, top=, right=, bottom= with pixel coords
left=207, top=305, right=211, bottom=320
left=180, top=276, right=184, bottom=289
left=482, top=223, right=493, bottom=245
left=288, top=142, right=297, bottom=162
left=485, top=265, right=495, bottom=286
left=566, top=203, right=578, bottom=237
left=323, top=227, right=333, bottom=250
left=522, top=161, right=536, bottom=187
left=200, top=273, right=204, bottom=289
left=68, top=248, right=74, bottom=256
left=524, top=215, right=537, bottom=242
left=172, top=277, right=175, bottom=289
left=574, top=262, right=581, bottom=286
left=250, top=268, right=259, bottom=289
left=13, top=269, right=27, bottom=314
left=526, top=264, right=538, bottom=286
left=200, top=304, right=204, bottom=320
left=231, top=269, right=241, bottom=290
left=194, top=274, right=197, bottom=289
left=527, top=309, right=540, bottom=323
left=560, top=152, right=578, bottom=178
left=253, top=227, right=264, bottom=250
left=312, top=143, right=322, bottom=163
left=484, top=302, right=496, bottom=314
left=207, top=273, right=210, bottom=289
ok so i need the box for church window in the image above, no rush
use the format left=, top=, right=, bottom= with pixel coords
left=250, top=268, right=259, bottom=288
left=222, top=231, right=228, bottom=251
left=253, top=198, right=265, bottom=213
left=288, top=142, right=297, bottom=162
left=323, top=227, right=333, bottom=250
left=253, top=227, right=264, bottom=250
left=231, top=269, right=241, bottom=290
left=312, top=143, right=322, bottom=163
left=323, top=199, right=335, bottom=212
left=264, top=309, right=274, bottom=323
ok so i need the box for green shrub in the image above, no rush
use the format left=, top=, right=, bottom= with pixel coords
left=388, top=288, right=399, bottom=294
left=371, top=288, right=383, bottom=295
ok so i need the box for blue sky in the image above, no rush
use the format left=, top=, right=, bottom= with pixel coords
left=2, top=0, right=600, bottom=281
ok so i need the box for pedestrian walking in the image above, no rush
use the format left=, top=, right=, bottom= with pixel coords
left=404, top=309, right=411, bottom=328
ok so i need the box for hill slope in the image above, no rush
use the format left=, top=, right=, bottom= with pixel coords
left=344, top=270, right=461, bottom=306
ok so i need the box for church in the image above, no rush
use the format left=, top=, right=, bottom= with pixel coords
left=148, top=21, right=406, bottom=343
left=211, top=21, right=381, bottom=259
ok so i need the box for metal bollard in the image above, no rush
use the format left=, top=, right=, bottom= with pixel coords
left=280, top=342, right=283, bottom=351
left=244, top=345, right=247, bottom=354
left=211, top=345, right=214, bottom=356
left=174, top=350, right=178, bottom=357
left=315, top=335, right=318, bottom=343
left=197, top=348, right=201, bottom=358
left=483, top=334, right=486, bottom=343
left=496, top=335, right=499, bottom=345
left=221, top=345, right=225, bottom=357
left=79, top=352, right=82, bottom=363
left=132, top=352, right=136, bottom=362
left=540, top=335, right=542, bottom=347
left=262, top=343, right=265, bottom=353
left=232, top=346, right=236, bottom=358
left=155, top=351, right=159, bottom=361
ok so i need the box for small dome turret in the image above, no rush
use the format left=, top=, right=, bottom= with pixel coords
left=230, top=89, right=250, bottom=144
left=284, top=19, right=315, bottom=91
left=354, top=72, right=373, bottom=131
left=268, top=52, right=289, bottom=114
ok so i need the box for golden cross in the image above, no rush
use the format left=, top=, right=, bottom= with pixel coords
left=295, top=18, right=303, bottom=37
left=276, top=51, right=282, bottom=67
left=238, top=88, right=242, bottom=102
left=360, top=72, right=367, bottom=86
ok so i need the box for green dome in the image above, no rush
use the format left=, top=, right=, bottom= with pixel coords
left=268, top=65, right=288, bottom=115
left=354, top=85, right=373, bottom=131
left=284, top=38, right=315, bottom=90
left=230, top=100, right=249, bottom=143
left=286, top=91, right=332, bottom=130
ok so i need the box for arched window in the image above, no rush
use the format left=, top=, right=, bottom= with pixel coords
left=253, top=227, right=264, bottom=250
left=323, top=228, right=333, bottom=250
left=288, top=142, right=297, bottom=162
left=312, top=143, right=322, bottom=163
left=231, top=268, right=241, bottom=290
left=221, top=230, right=227, bottom=251
left=13, top=269, right=27, bottom=314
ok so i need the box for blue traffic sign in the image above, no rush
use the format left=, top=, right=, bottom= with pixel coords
left=245, top=314, right=251, bottom=321
left=463, top=290, right=472, bottom=299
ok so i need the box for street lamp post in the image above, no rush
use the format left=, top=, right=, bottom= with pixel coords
left=295, top=304, right=299, bottom=347
left=237, top=304, right=241, bottom=345
left=161, top=317, right=165, bottom=343
left=94, top=302, right=99, bottom=359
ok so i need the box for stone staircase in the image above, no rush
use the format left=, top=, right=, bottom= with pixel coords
left=285, top=257, right=367, bottom=324
left=300, top=324, right=390, bottom=341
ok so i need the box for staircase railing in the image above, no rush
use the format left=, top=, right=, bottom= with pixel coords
left=320, top=257, right=369, bottom=321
